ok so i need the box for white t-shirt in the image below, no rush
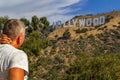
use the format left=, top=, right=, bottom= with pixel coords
left=0, top=44, right=28, bottom=80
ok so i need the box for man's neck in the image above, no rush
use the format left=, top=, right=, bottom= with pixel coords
left=10, top=42, right=19, bottom=48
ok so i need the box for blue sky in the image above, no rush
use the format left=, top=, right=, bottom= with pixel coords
left=0, top=0, right=120, bottom=23
left=78, top=0, right=120, bottom=15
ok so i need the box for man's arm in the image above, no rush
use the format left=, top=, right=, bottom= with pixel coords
left=9, top=68, right=24, bottom=80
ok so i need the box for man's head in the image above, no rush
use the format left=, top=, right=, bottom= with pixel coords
left=3, top=19, right=26, bottom=48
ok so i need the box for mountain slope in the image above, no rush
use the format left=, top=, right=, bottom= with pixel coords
left=48, top=11, right=120, bottom=39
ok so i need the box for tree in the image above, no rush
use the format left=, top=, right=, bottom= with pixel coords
left=40, top=17, right=50, bottom=30
left=31, top=15, right=40, bottom=31
left=39, top=17, right=50, bottom=37
left=0, top=16, right=9, bottom=29
left=27, top=26, right=34, bottom=34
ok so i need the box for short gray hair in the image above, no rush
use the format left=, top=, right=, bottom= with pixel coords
left=3, top=19, right=25, bottom=40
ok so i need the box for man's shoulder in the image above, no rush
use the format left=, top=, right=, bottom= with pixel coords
left=0, top=44, right=27, bottom=57
left=10, top=47, right=27, bottom=59
left=14, top=50, right=27, bottom=58
left=0, top=44, right=18, bottom=51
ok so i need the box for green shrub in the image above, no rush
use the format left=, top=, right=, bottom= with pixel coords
left=65, top=53, right=120, bottom=80
left=75, top=28, right=88, bottom=33
left=21, top=31, right=49, bottom=56
left=63, top=29, right=71, bottom=39
left=87, top=34, right=94, bottom=39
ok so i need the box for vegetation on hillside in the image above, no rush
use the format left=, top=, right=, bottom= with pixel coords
left=0, top=10, right=120, bottom=80
left=66, top=53, right=120, bottom=80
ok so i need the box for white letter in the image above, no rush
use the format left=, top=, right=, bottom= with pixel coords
left=68, top=20, right=73, bottom=27
left=99, top=16, right=105, bottom=25
left=63, top=22, right=66, bottom=27
left=93, top=18, right=99, bottom=26
left=86, top=18, right=92, bottom=26
left=79, top=19, right=85, bottom=27
left=56, top=20, right=62, bottom=28
left=52, top=22, right=56, bottom=29
left=72, top=19, right=78, bottom=27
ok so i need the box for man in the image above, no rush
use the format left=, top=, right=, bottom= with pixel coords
left=0, top=19, right=28, bottom=80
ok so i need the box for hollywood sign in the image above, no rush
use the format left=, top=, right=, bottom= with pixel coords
left=52, top=16, right=106, bottom=28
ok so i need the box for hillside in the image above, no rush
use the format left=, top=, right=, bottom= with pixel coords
left=48, top=11, right=120, bottom=39
left=21, top=11, right=120, bottom=80
left=30, top=11, right=120, bottom=79
left=46, top=11, right=120, bottom=55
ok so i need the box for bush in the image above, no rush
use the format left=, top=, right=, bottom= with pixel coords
left=75, top=28, right=88, bottom=33
left=113, top=25, right=117, bottom=27
left=21, top=31, right=49, bottom=56
left=65, top=53, right=120, bottom=80
left=63, top=29, right=71, bottom=39
left=55, top=35, right=58, bottom=38
left=97, top=26, right=107, bottom=31
left=118, top=22, right=120, bottom=25
left=87, top=34, right=94, bottom=39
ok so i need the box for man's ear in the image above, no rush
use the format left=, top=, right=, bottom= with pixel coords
left=17, top=35, right=23, bottom=45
